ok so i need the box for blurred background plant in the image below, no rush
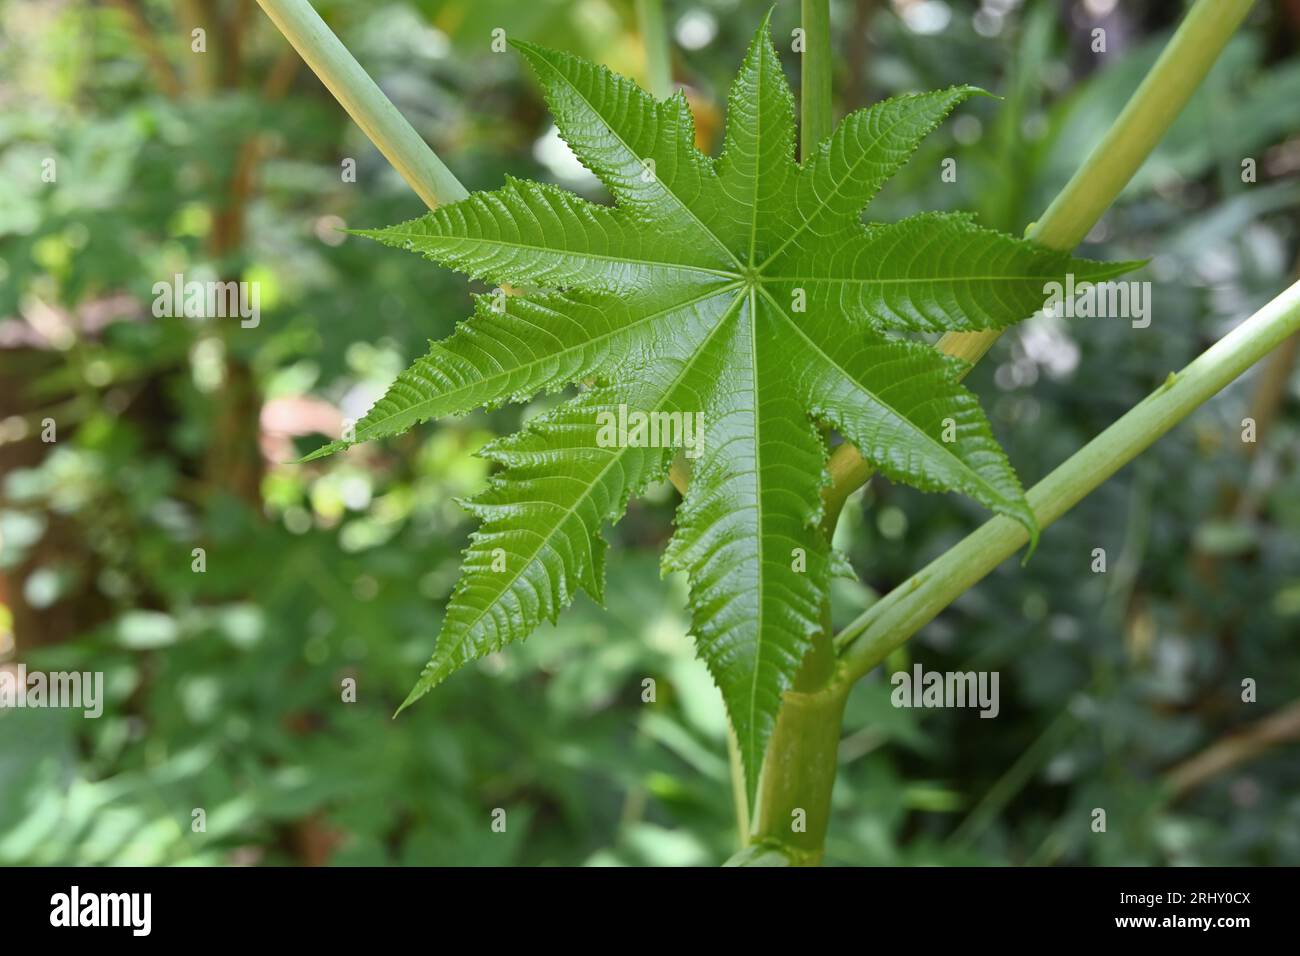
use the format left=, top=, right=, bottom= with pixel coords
left=0, top=0, right=1297, bottom=866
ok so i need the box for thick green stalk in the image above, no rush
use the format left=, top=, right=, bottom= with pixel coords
left=636, top=0, right=673, bottom=99
left=254, top=0, right=468, bottom=209
left=801, top=0, right=833, bottom=156
left=753, top=596, right=841, bottom=856
left=820, top=0, right=1258, bottom=526
left=752, top=679, right=849, bottom=864
left=834, top=279, right=1300, bottom=686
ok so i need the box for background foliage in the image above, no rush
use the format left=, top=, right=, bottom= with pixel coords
left=1, top=0, right=1297, bottom=866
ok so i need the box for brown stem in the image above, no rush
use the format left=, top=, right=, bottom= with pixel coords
left=1164, top=700, right=1300, bottom=800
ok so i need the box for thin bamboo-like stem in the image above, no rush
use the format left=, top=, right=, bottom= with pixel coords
left=636, top=0, right=673, bottom=99
left=254, top=0, right=468, bottom=210
left=801, top=0, right=834, bottom=157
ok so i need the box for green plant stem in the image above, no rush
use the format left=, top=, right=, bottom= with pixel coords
left=801, top=0, right=833, bottom=157
left=752, top=680, right=849, bottom=864
left=1031, top=0, right=1256, bottom=253
left=834, top=278, right=1300, bottom=687
left=819, top=0, right=1258, bottom=533
left=636, top=0, right=673, bottom=99
left=254, top=0, right=468, bottom=210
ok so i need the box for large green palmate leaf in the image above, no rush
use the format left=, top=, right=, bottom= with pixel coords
left=308, top=13, right=1139, bottom=796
